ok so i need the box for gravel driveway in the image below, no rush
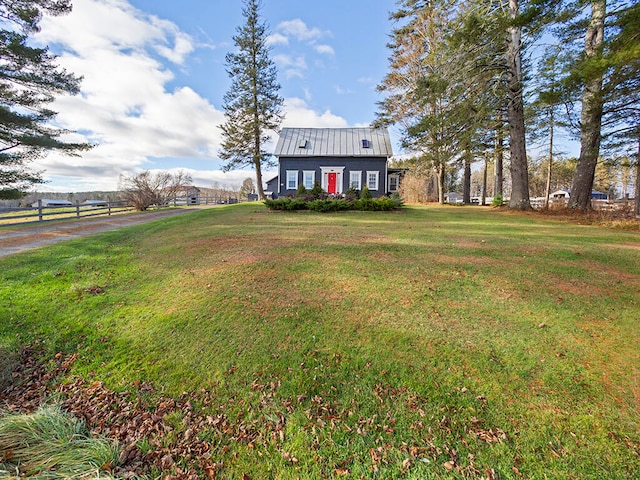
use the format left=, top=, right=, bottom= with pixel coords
left=0, top=208, right=203, bottom=258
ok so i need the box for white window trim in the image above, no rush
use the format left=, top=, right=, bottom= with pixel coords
left=320, top=167, right=345, bottom=194
left=303, top=170, right=316, bottom=190
left=349, top=171, right=362, bottom=190
left=367, top=171, right=379, bottom=191
left=286, top=170, right=298, bottom=190
left=388, top=174, right=399, bottom=192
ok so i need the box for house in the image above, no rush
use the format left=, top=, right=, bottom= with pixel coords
left=270, top=127, right=396, bottom=198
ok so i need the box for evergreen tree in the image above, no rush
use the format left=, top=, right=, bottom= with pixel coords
left=0, top=0, right=91, bottom=197
left=568, top=0, right=607, bottom=210
left=219, top=0, right=283, bottom=201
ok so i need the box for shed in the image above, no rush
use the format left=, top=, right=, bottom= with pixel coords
left=32, top=199, right=74, bottom=207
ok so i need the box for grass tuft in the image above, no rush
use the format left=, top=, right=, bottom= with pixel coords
left=0, top=347, right=18, bottom=390
left=0, top=404, right=119, bottom=479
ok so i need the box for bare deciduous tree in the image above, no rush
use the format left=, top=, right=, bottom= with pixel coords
left=119, top=170, right=192, bottom=211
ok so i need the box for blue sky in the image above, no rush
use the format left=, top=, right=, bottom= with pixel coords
left=33, top=0, right=397, bottom=192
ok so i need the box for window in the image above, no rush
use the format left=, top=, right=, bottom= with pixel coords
left=349, top=171, right=361, bottom=190
left=362, top=139, right=370, bottom=148
left=367, top=171, right=379, bottom=191
left=388, top=175, right=399, bottom=192
left=286, top=170, right=298, bottom=190
left=303, top=170, right=315, bottom=189
left=298, top=139, right=308, bottom=149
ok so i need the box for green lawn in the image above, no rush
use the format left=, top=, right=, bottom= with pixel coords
left=1, top=204, right=639, bottom=479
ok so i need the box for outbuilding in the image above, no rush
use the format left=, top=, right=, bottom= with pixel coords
left=31, top=199, right=74, bottom=207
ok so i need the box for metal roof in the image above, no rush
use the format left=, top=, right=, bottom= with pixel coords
left=274, top=127, right=393, bottom=158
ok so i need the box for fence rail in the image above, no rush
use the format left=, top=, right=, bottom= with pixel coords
left=0, top=196, right=261, bottom=227
left=0, top=200, right=134, bottom=227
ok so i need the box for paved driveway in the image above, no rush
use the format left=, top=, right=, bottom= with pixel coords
left=0, top=208, right=203, bottom=258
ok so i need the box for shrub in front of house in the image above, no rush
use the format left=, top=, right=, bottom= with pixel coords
left=306, top=199, right=352, bottom=212
left=263, top=198, right=308, bottom=210
left=310, top=182, right=324, bottom=199
left=344, top=187, right=360, bottom=201
left=354, top=196, right=397, bottom=211
left=264, top=196, right=400, bottom=212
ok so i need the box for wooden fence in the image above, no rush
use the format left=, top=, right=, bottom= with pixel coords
left=0, top=200, right=134, bottom=226
left=0, top=196, right=260, bottom=227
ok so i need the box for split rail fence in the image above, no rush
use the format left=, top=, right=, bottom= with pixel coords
left=0, top=200, right=134, bottom=227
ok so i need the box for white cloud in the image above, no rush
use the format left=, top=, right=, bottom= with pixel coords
left=335, top=86, right=354, bottom=95
left=315, top=44, right=335, bottom=56
left=31, top=0, right=223, bottom=190
left=266, top=33, right=289, bottom=46
left=282, top=98, right=348, bottom=128
left=273, top=54, right=307, bottom=79
left=25, top=1, right=353, bottom=193
left=276, top=19, right=327, bottom=42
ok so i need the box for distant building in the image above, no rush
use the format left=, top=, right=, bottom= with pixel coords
left=444, top=192, right=463, bottom=204
left=31, top=199, right=74, bottom=207
left=82, top=200, right=109, bottom=207
left=550, top=190, right=608, bottom=201
left=173, top=186, right=201, bottom=205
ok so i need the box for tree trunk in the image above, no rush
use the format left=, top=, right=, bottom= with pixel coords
left=505, top=0, right=530, bottom=210
left=481, top=156, right=488, bottom=206
left=254, top=157, right=265, bottom=201
left=494, top=122, right=504, bottom=198
left=635, top=138, right=640, bottom=218
left=438, top=163, right=446, bottom=204
left=544, top=107, right=554, bottom=209
left=569, top=0, right=606, bottom=210
left=463, top=150, right=472, bottom=204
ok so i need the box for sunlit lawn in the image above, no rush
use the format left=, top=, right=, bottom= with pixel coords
left=1, top=204, right=638, bottom=478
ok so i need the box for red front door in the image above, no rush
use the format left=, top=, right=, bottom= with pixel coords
left=327, top=173, right=337, bottom=194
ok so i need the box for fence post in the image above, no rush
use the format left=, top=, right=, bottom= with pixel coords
left=108, top=201, right=112, bottom=216
left=76, top=200, right=80, bottom=218
left=38, top=199, right=43, bottom=222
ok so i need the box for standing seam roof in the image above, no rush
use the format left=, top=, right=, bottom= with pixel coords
left=274, top=127, right=393, bottom=157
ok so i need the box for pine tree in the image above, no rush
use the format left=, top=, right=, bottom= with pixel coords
left=219, top=0, right=283, bottom=201
left=0, top=0, right=91, bottom=197
left=568, top=0, right=607, bottom=210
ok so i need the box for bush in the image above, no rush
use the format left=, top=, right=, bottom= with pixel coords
left=307, top=199, right=352, bottom=212
left=264, top=195, right=402, bottom=212
left=344, top=187, right=360, bottom=200
left=263, top=198, right=308, bottom=210
left=491, top=194, right=504, bottom=207
left=361, top=185, right=372, bottom=200
left=354, top=197, right=397, bottom=211
left=310, top=182, right=324, bottom=198
left=296, top=184, right=307, bottom=196
left=390, top=192, right=404, bottom=208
